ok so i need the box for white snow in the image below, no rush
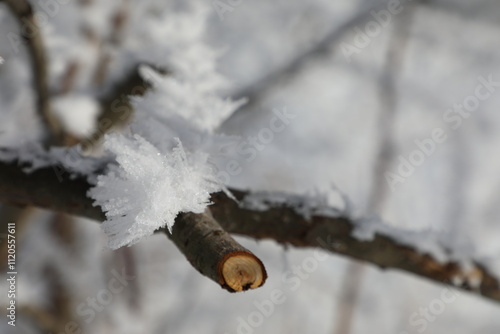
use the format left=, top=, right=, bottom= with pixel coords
left=52, top=94, right=101, bottom=138
left=88, top=134, right=222, bottom=249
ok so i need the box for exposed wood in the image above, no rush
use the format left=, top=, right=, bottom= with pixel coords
left=0, top=159, right=266, bottom=291
left=0, top=159, right=499, bottom=303
left=168, top=211, right=266, bottom=292
left=210, top=190, right=500, bottom=303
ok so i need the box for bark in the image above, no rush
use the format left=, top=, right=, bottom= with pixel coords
left=168, top=211, right=266, bottom=292
left=0, top=160, right=266, bottom=292
left=0, top=159, right=499, bottom=303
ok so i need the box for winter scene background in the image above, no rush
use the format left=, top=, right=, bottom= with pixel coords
left=1, top=0, right=500, bottom=333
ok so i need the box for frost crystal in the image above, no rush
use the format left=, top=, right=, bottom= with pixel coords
left=86, top=3, right=243, bottom=248
left=88, top=134, right=221, bottom=249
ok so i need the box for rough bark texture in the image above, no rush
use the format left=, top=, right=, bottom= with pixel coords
left=0, top=160, right=102, bottom=220
left=0, top=160, right=266, bottom=292
left=0, top=159, right=499, bottom=303
left=210, top=190, right=500, bottom=301
left=168, top=211, right=266, bottom=292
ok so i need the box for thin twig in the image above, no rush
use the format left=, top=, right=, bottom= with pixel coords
left=81, top=65, right=156, bottom=150
left=333, top=263, right=365, bottom=334
left=3, top=0, right=62, bottom=145
left=221, top=3, right=388, bottom=127
left=334, top=4, right=419, bottom=333
left=58, top=61, right=80, bottom=95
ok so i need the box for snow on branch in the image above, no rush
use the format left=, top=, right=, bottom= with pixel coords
left=0, top=158, right=267, bottom=292
left=79, top=3, right=246, bottom=249
left=210, top=190, right=500, bottom=301
left=0, top=159, right=499, bottom=302
left=88, top=134, right=222, bottom=249
left=0, top=2, right=246, bottom=249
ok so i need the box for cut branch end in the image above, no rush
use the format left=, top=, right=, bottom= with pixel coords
left=168, top=210, right=267, bottom=293
left=219, top=251, right=267, bottom=292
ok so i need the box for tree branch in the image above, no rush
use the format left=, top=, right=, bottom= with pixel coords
left=209, top=190, right=500, bottom=301
left=81, top=65, right=165, bottom=150
left=3, top=0, right=62, bottom=145
left=81, top=66, right=149, bottom=150
left=0, top=159, right=266, bottom=292
left=168, top=211, right=266, bottom=292
left=0, top=159, right=499, bottom=303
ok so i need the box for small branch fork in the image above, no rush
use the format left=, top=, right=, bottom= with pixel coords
left=0, top=1, right=498, bottom=301
left=0, top=160, right=267, bottom=292
left=0, top=160, right=499, bottom=302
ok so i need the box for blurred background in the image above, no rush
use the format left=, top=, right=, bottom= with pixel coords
left=1, top=0, right=500, bottom=333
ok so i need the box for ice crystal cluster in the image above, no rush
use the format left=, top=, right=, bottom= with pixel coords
left=87, top=4, right=244, bottom=249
